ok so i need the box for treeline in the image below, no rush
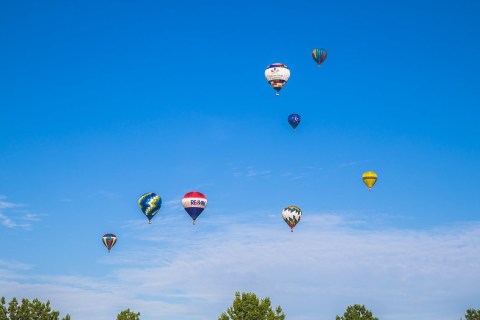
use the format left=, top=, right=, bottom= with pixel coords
left=218, top=292, right=480, bottom=320
left=1, top=294, right=479, bottom=319
left=0, top=297, right=139, bottom=320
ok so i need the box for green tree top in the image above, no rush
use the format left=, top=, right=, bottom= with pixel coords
left=0, top=297, right=70, bottom=320
left=336, top=304, right=379, bottom=320
left=117, top=308, right=141, bottom=320
left=464, top=308, right=480, bottom=320
left=218, top=291, right=285, bottom=320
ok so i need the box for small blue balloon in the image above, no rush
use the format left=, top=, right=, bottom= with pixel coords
left=288, top=114, right=301, bottom=130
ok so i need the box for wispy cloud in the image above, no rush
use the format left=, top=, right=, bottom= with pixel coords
left=0, top=196, right=39, bottom=229
left=191, top=182, right=215, bottom=190
left=1, top=213, right=479, bottom=319
left=21, top=213, right=42, bottom=222
left=161, top=198, right=184, bottom=211
left=0, top=213, right=17, bottom=228
left=246, top=167, right=271, bottom=177
left=0, top=259, right=32, bottom=271
left=91, top=190, right=119, bottom=199
left=0, top=198, right=21, bottom=209
left=336, top=160, right=378, bottom=173
left=281, top=165, right=321, bottom=181
left=232, top=165, right=272, bottom=178
left=281, top=171, right=308, bottom=181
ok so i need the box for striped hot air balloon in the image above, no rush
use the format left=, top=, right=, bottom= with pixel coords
left=102, top=233, right=117, bottom=253
left=312, top=48, right=327, bottom=66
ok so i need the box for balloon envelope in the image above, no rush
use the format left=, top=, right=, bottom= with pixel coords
left=282, top=205, right=302, bottom=232
left=182, top=191, right=207, bottom=224
left=288, top=114, right=301, bottom=130
left=362, top=171, right=378, bottom=190
left=102, top=233, right=117, bottom=252
left=265, top=63, right=290, bottom=96
left=138, top=192, right=162, bottom=223
left=312, top=48, right=327, bottom=65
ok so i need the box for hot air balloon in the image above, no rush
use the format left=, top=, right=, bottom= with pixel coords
left=182, top=191, right=207, bottom=224
left=282, top=205, right=302, bottom=232
left=138, top=192, right=162, bottom=223
left=312, top=48, right=327, bottom=66
left=288, top=114, right=301, bottom=130
left=102, top=233, right=117, bottom=252
left=362, top=171, right=378, bottom=190
left=265, top=63, right=290, bottom=96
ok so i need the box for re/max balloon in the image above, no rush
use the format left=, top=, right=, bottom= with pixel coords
left=138, top=192, right=162, bottom=223
left=265, top=63, right=290, bottom=96
left=288, top=114, right=301, bottom=130
left=312, top=48, right=327, bottom=66
left=102, top=233, right=117, bottom=252
left=282, top=205, right=302, bottom=232
left=362, top=171, right=378, bottom=190
left=182, top=191, right=207, bottom=224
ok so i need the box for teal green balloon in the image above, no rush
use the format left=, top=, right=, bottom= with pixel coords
left=138, top=192, right=162, bottom=223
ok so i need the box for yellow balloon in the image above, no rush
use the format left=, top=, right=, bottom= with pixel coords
left=362, top=171, right=378, bottom=190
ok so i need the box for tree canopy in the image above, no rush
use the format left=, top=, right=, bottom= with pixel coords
left=3, top=294, right=476, bottom=319
left=0, top=297, right=70, bottom=320
left=116, top=308, right=141, bottom=320
left=464, top=308, right=480, bottom=320
left=336, top=304, right=379, bottom=320
left=218, top=292, right=285, bottom=320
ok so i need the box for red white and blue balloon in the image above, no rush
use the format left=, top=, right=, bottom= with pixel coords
left=182, top=191, right=207, bottom=224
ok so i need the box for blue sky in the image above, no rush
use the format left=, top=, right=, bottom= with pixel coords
left=1, top=0, right=480, bottom=319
